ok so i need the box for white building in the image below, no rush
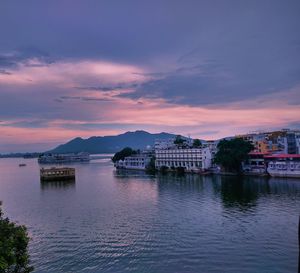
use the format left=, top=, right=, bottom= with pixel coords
left=154, top=138, right=176, bottom=150
left=115, top=154, right=152, bottom=170
left=202, top=140, right=219, bottom=157
left=265, top=154, right=300, bottom=178
left=155, top=147, right=212, bottom=172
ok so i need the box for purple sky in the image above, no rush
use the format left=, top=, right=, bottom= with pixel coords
left=0, top=0, right=300, bottom=152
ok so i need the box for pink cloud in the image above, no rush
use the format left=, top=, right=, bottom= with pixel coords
left=0, top=58, right=147, bottom=88
left=1, top=91, right=299, bottom=149
left=0, top=58, right=299, bottom=152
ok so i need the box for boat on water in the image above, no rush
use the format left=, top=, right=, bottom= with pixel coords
left=265, top=154, right=300, bottom=178
left=40, top=167, right=75, bottom=181
left=38, top=152, right=90, bottom=164
left=19, top=163, right=26, bottom=167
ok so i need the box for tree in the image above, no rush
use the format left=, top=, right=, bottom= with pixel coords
left=0, top=203, right=34, bottom=273
left=111, top=147, right=137, bottom=163
left=145, top=156, right=156, bottom=174
left=174, top=135, right=185, bottom=145
left=193, top=139, right=202, bottom=148
left=214, top=138, right=254, bottom=173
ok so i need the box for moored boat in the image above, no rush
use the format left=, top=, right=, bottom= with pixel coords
left=40, top=167, right=75, bottom=181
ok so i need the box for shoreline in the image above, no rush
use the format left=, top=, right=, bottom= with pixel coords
left=115, top=167, right=300, bottom=179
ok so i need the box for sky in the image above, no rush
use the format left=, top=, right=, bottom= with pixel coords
left=0, top=0, right=300, bottom=152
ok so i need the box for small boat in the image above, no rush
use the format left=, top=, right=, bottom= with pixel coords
left=40, top=167, right=75, bottom=181
left=19, top=163, right=26, bottom=167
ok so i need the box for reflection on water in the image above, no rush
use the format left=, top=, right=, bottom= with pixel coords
left=114, top=169, right=158, bottom=204
left=212, top=175, right=262, bottom=209
left=40, top=179, right=76, bottom=191
left=0, top=158, right=299, bottom=273
left=117, top=170, right=300, bottom=206
left=114, top=168, right=155, bottom=179
left=157, top=172, right=206, bottom=189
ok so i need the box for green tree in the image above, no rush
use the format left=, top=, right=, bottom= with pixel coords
left=0, top=203, right=34, bottom=273
left=145, top=156, right=156, bottom=174
left=214, top=138, right=254, bottom=173
left=174, top=135, right=185, bottom=145
left=111, top=147, right=137, bottom=163
left=193, top=139, right=202, bottom=148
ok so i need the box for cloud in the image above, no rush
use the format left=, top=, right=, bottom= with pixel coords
left=122, top=41, right=300, bottom=106
left=0, top=119, right=48, bottom=129
left=0, top=0, right=300, bottom=152
left=60, top=96, right=112, bottom=102
left=0, top=69, right=12, bottom=75
left=0, top=48, right=54, bottom=71
left=0, top=58, right=146, bottom=87
left=75, top=82, right=139, bottom=92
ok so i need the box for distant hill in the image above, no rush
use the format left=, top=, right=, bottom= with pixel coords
left=47, top=130, right=177, bottom=154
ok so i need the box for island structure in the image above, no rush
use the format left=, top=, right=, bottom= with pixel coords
left=40, top=167, right=75, bottom=181
left=38, top=152, right=90, bottom=164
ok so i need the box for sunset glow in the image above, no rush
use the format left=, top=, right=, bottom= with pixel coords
left=0, top=1, right=299, bottom=152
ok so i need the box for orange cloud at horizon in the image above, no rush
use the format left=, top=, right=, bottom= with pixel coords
left=1, top=58, right=299, bottom=152
left=1, top=93, right=299, bottom=149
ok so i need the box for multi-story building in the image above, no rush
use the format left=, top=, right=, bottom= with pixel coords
left=154, top=138, right=176, bottom=150
left=286, top=131, right=300, bottom=154
left=155, top=147, right=212, bottom=172
left=202, top=140, right=219, bottom=157
left=242, top=152, right=269, bottom=174
left=237, top=129, right=300, bottom=154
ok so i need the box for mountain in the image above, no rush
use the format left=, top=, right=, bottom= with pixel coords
left=47, top=130, right=177, bottom=154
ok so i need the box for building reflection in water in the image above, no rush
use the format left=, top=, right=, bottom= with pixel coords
left=156, top=172, right=206, bottom=194
left=113, top=169, right=158, bottom=203
left=40, top=179, right=76, bottom=191
left=211, top=175, right=264, bottom=210
left=212, top=175, right=300, bottom=210
left=114, top=169, right=300, bottom=211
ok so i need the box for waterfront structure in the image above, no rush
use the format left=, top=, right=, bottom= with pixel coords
left=242, top=152, right=269, bottom=174
left=115, top=152, right=152, bottom=170
left=155, top=147, right=212, bottom=172
left=264, top=154, right=300, bottom=178
left=40, top=167, right=75, bottom=181
left=202, top=140, right=219, bottom=157
left=237, top=129, right=300, bottom=155
left=38, top=152, right=90, bottom=164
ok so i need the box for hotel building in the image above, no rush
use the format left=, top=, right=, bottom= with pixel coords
left=155, top=147, right=212, bottom=172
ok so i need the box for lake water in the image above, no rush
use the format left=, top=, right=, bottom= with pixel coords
left=0, top=156, right=299, bottom=273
